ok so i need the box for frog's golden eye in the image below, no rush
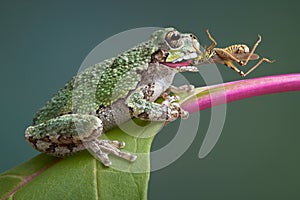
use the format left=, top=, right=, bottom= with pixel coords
left=165, top=30, right=183, bottom=49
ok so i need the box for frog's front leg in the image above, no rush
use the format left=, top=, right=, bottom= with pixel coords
left=127, top=83, right=189, bottom=121
left=25, top=114, right=136, bottom=166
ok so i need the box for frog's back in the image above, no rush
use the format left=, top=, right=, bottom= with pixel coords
left=32, top=60, right=111, bottom=125
left=32, top=40, right=157, bottom=125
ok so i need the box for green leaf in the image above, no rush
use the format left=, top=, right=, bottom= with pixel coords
left=0, top=120, right=164, bottom=200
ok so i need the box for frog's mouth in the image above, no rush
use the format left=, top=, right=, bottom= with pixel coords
left=160, top=52, right=198, bottom=69
left=160, top=60, right=192, bottom=68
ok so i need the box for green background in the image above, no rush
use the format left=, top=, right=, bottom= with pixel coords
left=0, top=0, right=299, bottom=199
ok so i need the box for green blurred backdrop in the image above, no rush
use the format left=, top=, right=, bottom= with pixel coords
left=0, top=0, right=299, bottom=199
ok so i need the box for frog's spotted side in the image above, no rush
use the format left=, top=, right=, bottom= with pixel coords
left=25, top=28, right=201, bottom=166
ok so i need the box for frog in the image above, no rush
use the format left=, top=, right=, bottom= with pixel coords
left=25, top=27, right=201, bottom=166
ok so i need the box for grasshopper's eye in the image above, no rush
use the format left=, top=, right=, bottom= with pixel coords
left=165, top=30, right=183, bottom=49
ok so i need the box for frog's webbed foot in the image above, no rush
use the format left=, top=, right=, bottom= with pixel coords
left=86, top=139, right=137, bottom=166
left=161, top=94, right=189, bottom=120
left=127, top=83, right=190, bottom=122
left=160, top=85, right=194, bottom=120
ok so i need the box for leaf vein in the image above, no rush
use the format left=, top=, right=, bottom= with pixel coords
left=94, top=159, right=99, bottom=200
left=1, top=158, right=62, bottom=200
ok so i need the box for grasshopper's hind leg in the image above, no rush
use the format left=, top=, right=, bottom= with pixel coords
left=223, top=59, right=273, bottom=77
left=239, top=35, right=274, bottom=76
left=241, top=57, right=274, bottom=77
left=223, top=61, right=246, bottom=77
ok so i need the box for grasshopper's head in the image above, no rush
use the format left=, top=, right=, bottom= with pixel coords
left=150, top=27, right=201, bottom=72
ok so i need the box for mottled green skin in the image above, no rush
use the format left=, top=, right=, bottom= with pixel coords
left=28, top=114, right=101, bottom=140
left=25, top=27, right=201, bottom=165
left=32, top=40, right=158, bottom=125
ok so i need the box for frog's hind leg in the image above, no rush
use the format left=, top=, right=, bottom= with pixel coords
left=25, top=114, right=137, bottom=166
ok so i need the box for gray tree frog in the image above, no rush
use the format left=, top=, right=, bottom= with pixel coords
left=25, top=27, right=201, bottom=166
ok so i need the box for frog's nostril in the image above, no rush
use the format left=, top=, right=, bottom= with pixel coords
left=190, top=34, right=196, bottom=39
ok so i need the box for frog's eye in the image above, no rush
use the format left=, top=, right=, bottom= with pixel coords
left=165, top=31, right=183, bottom=49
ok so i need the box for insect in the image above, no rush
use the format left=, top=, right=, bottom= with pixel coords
left=191, top=29, right=274, bottom=77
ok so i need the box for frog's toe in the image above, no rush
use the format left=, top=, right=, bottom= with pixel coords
left=87, top=140, right=112, bottom=166
left=87, top=139, right=137, bottom=166
left=98, top=151, right=112, bottom=166
left=99, top=139, right=137, bottom=162
left=101, top=139, right=125, bottom=149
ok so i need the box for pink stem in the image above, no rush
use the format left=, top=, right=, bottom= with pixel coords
left=182, top=73, right=300, bottom=113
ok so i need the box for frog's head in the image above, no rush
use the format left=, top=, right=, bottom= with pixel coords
left=150, top=27, right=201, bottom=72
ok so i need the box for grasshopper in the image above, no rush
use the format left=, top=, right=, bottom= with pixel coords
left=192, top=29, right=274, bottom=77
